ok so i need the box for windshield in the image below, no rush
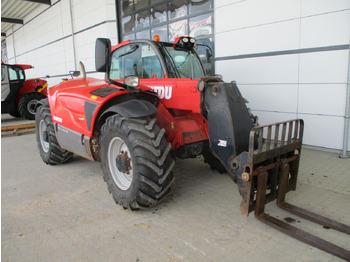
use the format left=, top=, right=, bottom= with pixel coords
left=161, top=44, right=205, bottom=79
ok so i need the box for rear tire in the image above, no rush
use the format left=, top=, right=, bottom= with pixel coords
left=9, top=111, right=21, bottom=118
left=19, top=92, right=45, bottom=120
left=100, top=114, right=175, bottom=210
left=35, top=106, right=74, bottom=165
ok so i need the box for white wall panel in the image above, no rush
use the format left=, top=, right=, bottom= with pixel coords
left=240, top=84, right=298, bottom=113
left=58, top=8, right=72, bottom=36
left=215, top=0, right=246, bottom=8
left=106, top=2, right=117, bottom=20
left=106, top=22, right=119, bottom=45
left=301, top=0, right=350, bottom=17
left=214, top=0, right=350, bottom=150
left=13, top=28, right=29, bottom=55
left=298, top=84, right=347, bottom=116
left=299, top=114, right=344, bottom=149
left=299, top=50, right=349, bottom=84
left=6, top=36, right=15, bottom=62
left=215, top=19, right=300, bottom=57
left=74, top=23, right=113, bottom=72
left=73, top=6, right=108, bottom=32
left=23, top=41, right=67, bottom=78
left=3, top=0, right=118, bottom=87
left=71, top=0, right=113, bottom=32
left=22, top=4, right=48, bottom=23
left=252, top=111, right=297, bottom=126
left=300, top=10, right=350, bottom=48
left=215, top=0, right=300, bottom=33
left=11, top=3, right=65, bottom=57
left=62, top=38, right=75, bottom=62
left=216, top=54, right=299, bottom=84
left=25, top=4, right=63, bottom=48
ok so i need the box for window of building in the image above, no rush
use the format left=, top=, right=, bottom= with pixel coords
left=118, top=0, right=214, bottom=75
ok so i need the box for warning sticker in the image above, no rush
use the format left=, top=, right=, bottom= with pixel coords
left=53, top=116, right=62, bottom=123
left=218, top=140, right=227, bottom=147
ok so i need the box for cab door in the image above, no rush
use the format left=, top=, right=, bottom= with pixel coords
left=1, top=64, right=25, bottom=113
left=1, top=64, right=10, bottom=101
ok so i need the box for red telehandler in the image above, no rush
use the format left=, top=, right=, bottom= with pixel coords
left=35, top=37, right=350, bottom=260
left=1, top=62, right=48, bottom=120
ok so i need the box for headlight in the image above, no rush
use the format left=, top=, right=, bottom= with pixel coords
left=174, top=37, right=196, bottom=49
left=124, top=75, right=139, bottom=87
left=197, top=80, right=205, bottom=92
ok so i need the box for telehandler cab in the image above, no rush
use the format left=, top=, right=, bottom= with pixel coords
left=35, top=37, right=350, bottom=260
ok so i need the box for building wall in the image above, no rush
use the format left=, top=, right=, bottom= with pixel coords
left=215, top=0, right=350, bottom=150
left=4, top=0, right=118, bottom=88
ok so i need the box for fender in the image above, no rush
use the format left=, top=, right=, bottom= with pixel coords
left=100, top=99, right=158, bottom=119
left=34, top=98, right=49, bottom=111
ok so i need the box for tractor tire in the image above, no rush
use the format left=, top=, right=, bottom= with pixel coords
left=19, top=92, right=45, bottom=120
left=202, top=145, right=227, bottom=174
left=100, top=114, right=175, bottom=210
left=35, top=106, right=74, bottom=165
left=9, top=111, right=21, bottom=118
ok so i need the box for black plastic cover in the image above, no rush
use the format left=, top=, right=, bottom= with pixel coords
left=203, top=81, right=254, bottom=172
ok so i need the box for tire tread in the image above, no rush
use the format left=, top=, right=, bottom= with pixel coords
left=35, top=106, right=73, bottom=165
left=100, top=114, right=175, bottom=210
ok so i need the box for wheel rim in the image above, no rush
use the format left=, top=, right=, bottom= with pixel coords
left=27, top=99, right=39, bottom=115
left=108, top=137, right=133, bottom=190
left=39, top=119, right=50, bottom=153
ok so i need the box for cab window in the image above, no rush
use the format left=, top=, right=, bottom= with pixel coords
left=110, top=43, right=163, bottom=79
left=8, top=66, right=25, bottom=81
left=1, top=66, right=6, bottom=81
left=164, top=46, right=204, bottom=79
left=19, top=69, right=25, bottom=80
left=9, top=67, right=19, bottom=81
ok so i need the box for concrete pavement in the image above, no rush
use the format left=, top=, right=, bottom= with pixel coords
left=1, top=116, right=350, bottom=261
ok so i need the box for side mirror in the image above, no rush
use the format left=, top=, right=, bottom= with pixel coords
left=95, top=38, right=111, bottom=72
left=195, top=44, right=212, bottom=63
left=69, top=71, right=80, bottom=78
left=206, top=48, right=212, bottom=63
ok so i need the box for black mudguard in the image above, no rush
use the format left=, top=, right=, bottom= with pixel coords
left=34, top=98, right=49, bottom=111
left=202, top=78, right=254, bottom=180
left=101, top=99, right=158, bottom=119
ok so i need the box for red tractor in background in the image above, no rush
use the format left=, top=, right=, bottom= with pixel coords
left=34, top=37, right=350, bottom=259
left=1, top=62, right=48, bottom=120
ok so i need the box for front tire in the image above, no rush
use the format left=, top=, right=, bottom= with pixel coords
left=35, top=106, right=74, bottom=165
left=100, top=115, right=175, bottom=210
left=19, top=92, right=46, bottom=120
